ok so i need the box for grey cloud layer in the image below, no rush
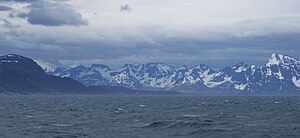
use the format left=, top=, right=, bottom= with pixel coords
left=6, top=0, right=87, bottom=26
left=1, top=29, right=298, bottom=68
left=26, top=1, right=87, bottom=26
left=0, top=0, right=300, bottom=68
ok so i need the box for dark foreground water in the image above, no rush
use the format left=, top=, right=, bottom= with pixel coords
left=0, top=96, right=299, bottom=138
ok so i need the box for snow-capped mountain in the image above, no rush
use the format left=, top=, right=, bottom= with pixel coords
left=47, top=53, right=300, bottom=93
left=0, top=54, right=178, bottom=95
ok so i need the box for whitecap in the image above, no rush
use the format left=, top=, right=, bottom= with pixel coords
left=33, top=126, right=42, bottom=129
left=182, top=114, right=207, bottom=118
left=140, top=104, right=146, bottom=107
left=50, top=124, right=72, bottom=127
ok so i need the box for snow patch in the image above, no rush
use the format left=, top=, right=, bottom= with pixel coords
left=234, top=66, right=247, bottom=73
left=274, top=72, right=284, bottom=80
left=266, top=53, right=280, bottom=67
left=62, top=73, right=70, bottom=78
left=0, top=60, right=19, bottom=63
left=203, top=75, right=232, bottom=88
left=250, top=65, right=256, bottom=75
left=112, top=71, right=128, bottom=84
left=234, top=83, right=247, bottom=90
left=292, top=77, right=300, bottom=87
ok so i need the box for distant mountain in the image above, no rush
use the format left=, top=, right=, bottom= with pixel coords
left=48, top=53, right=300, bottom=94
left=0, top=54, right=177, bottom=95
left=0, top=54, right=87, bottom=94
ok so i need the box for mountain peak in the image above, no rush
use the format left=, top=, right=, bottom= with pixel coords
left=271, top=53, right=280, bottom=57
left=90, top=64, right=110, bottom=69
left=233, top=62, right=248, bottom=67
left=3, top=54, right=23, bottom=58
left=231, top=62, right=249, bottom=73
left=146, top=62, right=166, bottom=66
left=0, top=54, right=37, bottom=66
left=0, top=54, right=47, bottom=76
left=267, top=53, right=300, bottom=67
left=72, top=65, right=88, bottom=71
left=191, top=64, right=210, bottom=71
left=0, top=54, right=26, bottom=63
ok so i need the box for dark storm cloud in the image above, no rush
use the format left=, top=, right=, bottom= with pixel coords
left=0, top=6, right=12, bottom=11
left=6, top=0, right=87, bottom=26
left=24, top=1, right=87, bottom=26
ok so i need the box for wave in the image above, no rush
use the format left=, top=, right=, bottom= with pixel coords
left=142, top=120, right=175, bottom=128
left=142, top=119, right=214, bottom=129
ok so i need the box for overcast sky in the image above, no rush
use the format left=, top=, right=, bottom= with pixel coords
left=1, top=0, right=300, bottom=69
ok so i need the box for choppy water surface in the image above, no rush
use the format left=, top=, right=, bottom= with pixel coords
left=0, top=96, right=299, bottom=138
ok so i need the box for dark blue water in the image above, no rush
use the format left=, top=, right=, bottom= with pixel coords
left=0, top=96, right=299, bottom=138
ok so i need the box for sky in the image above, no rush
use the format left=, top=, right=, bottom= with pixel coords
left=0, top=0, right=300, bottom=69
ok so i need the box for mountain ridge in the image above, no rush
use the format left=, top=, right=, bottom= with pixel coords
left=0, top=54, right=179, bottom=95
left=47, top=53, right=300, bottom=94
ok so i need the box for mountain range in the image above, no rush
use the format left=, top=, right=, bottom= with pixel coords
left=0, top=54, right=178, bottom=95
left=47, top=53, right=300, bottom=94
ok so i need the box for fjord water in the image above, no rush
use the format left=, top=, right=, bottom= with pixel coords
left=0, top=96, right=299, bottom=138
